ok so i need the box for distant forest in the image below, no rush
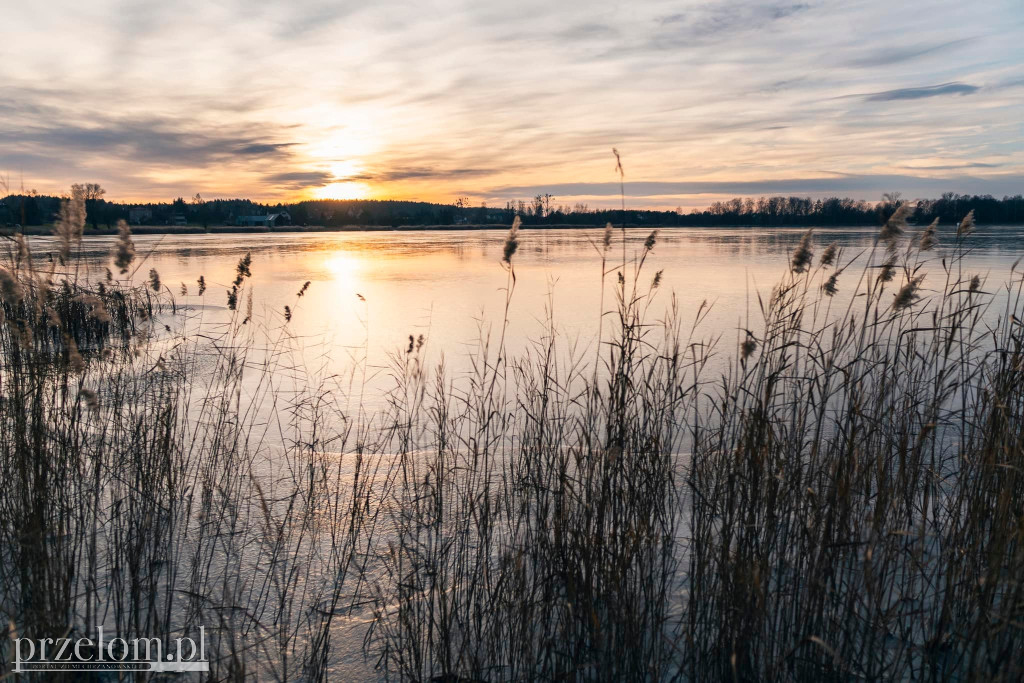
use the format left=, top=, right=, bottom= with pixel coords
left=2, top=190, right=1024, bottom=229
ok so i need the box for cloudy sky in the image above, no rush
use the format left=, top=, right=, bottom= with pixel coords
left=1, top=0, right=1022, bottom=208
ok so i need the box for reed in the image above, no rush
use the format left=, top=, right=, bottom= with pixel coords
left=0, top=217, right=378, bottom=681
left=0, top=198, right=1021, bottom=681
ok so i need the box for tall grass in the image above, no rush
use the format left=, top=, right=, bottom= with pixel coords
left=685, top=215, right=1024, bottom=680
left=0, top=210, right=379, bottom=681
left=0, top=194, right=1022, bottom=681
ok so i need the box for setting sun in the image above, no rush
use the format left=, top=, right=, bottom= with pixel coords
left=313, top=181, right=372, bottom=200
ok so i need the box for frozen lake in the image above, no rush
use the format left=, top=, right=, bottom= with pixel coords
left=13, top=223, right=1024, bottom=679
left=27, top=223, right=1024, bottom=390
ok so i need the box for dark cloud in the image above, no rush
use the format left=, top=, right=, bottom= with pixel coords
left=354, top=166, right=503, bottom=182
left=0, top=117, right=298, bottom=168
left=0, top=151, right=73, bottom=174
left=264, top=170, right=335, bottom=187
left=865, top=82, right=980, bottom=101
left=236, top=143, right=297, bottom=155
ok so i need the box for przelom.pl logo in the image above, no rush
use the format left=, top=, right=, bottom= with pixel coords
left=12, top=626, right=208, bottom=673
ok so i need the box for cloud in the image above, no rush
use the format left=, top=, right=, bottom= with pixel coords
left=0, top=105, right=299, bottom=169
left=845, top=38, right=972, bottom=68
left=897, top=162, right=1003, bottom=171
left=264, top=170, right=335, bottom=187
left=650, top=2, right=811, bottom=48
left=490, top=173, right=1024, bottom=200
left=236, top=143, right=297, bottom=155
left=0, top=0, right=1020, bottom=204
left=864, top=82, right=980, bottom=101
left=556, top=23, right=619, bottom=41
left=268, top=1, right=359, bottom=38
left=353, top=166, right=505, bottom=182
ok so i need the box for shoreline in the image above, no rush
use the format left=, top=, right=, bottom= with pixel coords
left=0, top=222, right=941, bottom=237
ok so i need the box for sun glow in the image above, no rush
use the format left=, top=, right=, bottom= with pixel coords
left=314, top=181, right=372, bottom=200
left=328, top=160, right=363, bottom=177
left=324, top=253, right=359, bottom=275
left=322, top=253, right=364, bottom=294
left=300, top=121, right=379, bottom=201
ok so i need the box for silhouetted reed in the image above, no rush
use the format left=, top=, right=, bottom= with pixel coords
left=1, top=197, right=1022, bottom=681
left=685, top=214, right=1024, bottom=681
left=0, top=214, right=377, bottom=681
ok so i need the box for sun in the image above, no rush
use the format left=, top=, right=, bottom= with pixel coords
left=313, top=181, right=372, bottom=200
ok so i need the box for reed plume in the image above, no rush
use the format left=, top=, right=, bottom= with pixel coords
left=0, top=266, right=24, bottom=305
left=880, top=202, right=912, bottom=242
left=113, top=220, right=136, bottom=274
left=503, top=215, right=521, bottom=264
left=820, top=241, right=838, bottom=266
left=918, top=218, right=939, bottom=250
left=791, top=229, right=814, bottom=273
left=644, top=229, right=658, bottom=251
left=958, top=209, right=976, bottom=237
left=741, top=332, right=757, bottom=359
left=822, top=271, right=839, bottom=296
left=54, top=187, right=86, bottom=261
left=893, top=275, right=924, bottom=309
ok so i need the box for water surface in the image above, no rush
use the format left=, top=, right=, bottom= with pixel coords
left=27, top=224, right=1024, bottom=402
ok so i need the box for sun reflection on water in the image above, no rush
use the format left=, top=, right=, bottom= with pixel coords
left=323, top=253, right=363, bottom=289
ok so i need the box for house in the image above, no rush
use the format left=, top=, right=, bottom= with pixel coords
left=172, top=213, right=187, bottom=226
left=236, top=211, right=291, bottom=228
left=268, top=212, right=291, bottom=226
left=129, top=207, right=152, bottom=224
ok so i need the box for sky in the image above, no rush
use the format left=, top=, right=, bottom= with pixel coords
left=1, top=0, right=1022, bottom=209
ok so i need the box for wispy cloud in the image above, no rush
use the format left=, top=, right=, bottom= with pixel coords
left=491, top=173, right=1024, bottom=201
left=845, top=38, right=973, bottom=68
left=897, top=162, right=1003, bottom=171
left=556, top=23, right=619, bottom=41
left=264, top=170, right=335, bottom=188
left=864, top=82, right=981, bottom=101
left=0, top=0, right=1020, bottom=205
left=653, top=2, right=811, bottom=47
left=352, top=166, right=505, bottom=182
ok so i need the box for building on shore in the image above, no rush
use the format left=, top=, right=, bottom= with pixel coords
left=129, top=207, right=153, bottom=224
left=236, top=211, right=291, bottom=227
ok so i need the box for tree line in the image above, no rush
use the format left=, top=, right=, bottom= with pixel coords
left=2, top=188, right=1023, bottom=229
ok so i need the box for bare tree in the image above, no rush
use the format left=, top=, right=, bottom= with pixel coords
left=71, top=183, right=106, bottom=229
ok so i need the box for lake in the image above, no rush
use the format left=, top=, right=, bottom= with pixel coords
left=26, top=224, right=1024, bottom=398
left=13, top=223, right=1024, bottom=680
